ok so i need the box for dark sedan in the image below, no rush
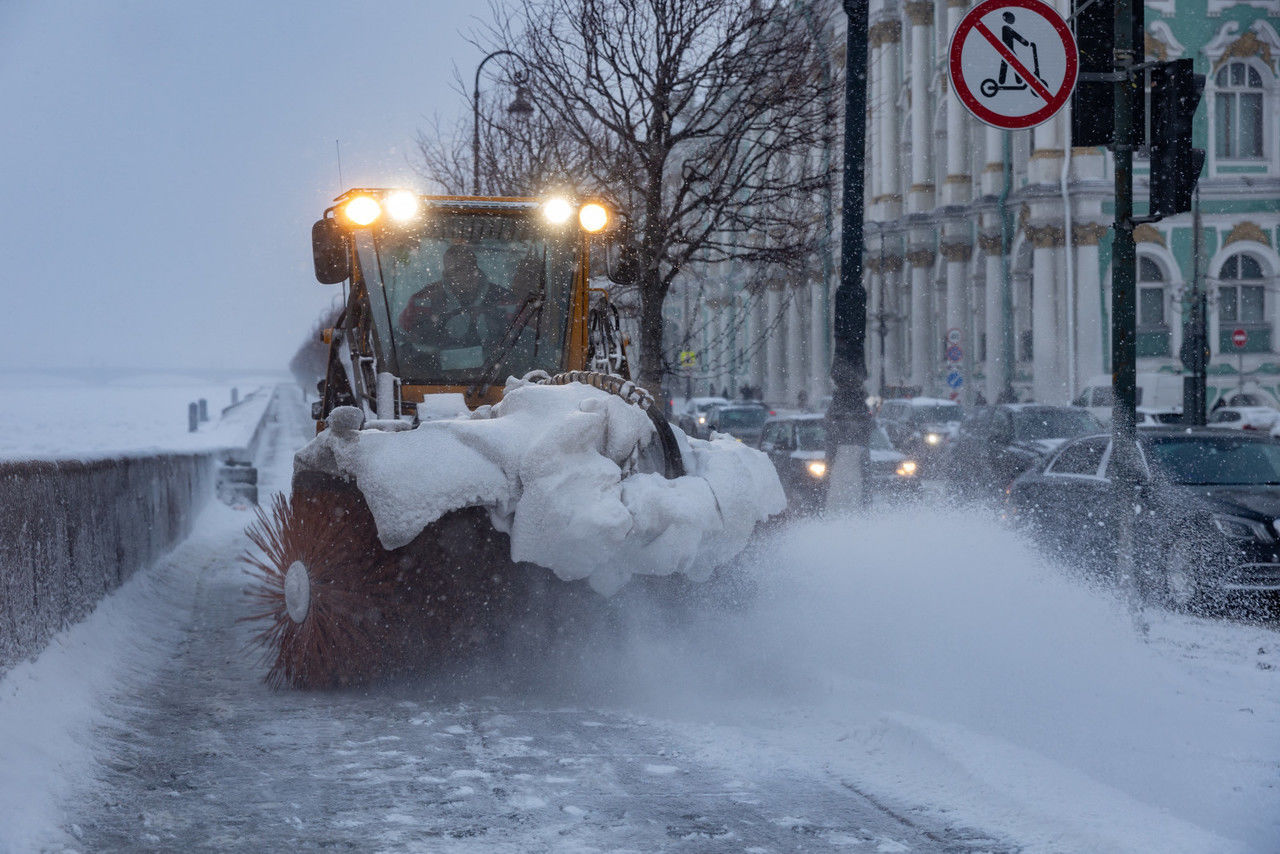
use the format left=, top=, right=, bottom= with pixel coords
left=944, top=404, right=1103, bottom=497
left=706, top=403, right=770, bottom=446
left=760, top=414, right=922, bottom=512
left=1007, top=428, right=1280, bottom=610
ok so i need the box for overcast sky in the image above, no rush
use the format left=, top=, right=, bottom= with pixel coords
left=0, top=1, right=490, bottom=372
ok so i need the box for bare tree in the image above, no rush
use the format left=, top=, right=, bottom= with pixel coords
left=422, top=0, right=838, bottom=393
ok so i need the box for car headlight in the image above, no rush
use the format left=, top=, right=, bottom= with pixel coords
left=806, top=460, right=827, bottom=478
left=924, top=432, right=942, bottom=446
left=896, top=460, right=918, bottom=477
left=1212, top=513, right=1274, bottom=543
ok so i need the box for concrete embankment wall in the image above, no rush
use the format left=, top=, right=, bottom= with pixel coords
left=0, top=387, right=277, bottom=674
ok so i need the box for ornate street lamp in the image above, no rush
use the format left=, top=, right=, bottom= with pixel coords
left=473, top=51, right=534, bottom=194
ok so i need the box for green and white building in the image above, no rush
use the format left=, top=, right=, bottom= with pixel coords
left=676, top=0, right=1279, bottom=408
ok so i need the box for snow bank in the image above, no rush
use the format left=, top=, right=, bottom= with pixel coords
left=294, top=378, right=785, bottom=594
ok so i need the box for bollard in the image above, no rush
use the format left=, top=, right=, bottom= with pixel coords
left=188, top=402, right=199, bottom=432
left=231, top=387, right=239, bottom=406
left=198, top=398, right=209, bottom=422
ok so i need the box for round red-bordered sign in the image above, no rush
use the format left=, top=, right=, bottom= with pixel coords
left=948, top=0, right=1078, bottom=130
left=1232, top=328, right=1248, bottom=349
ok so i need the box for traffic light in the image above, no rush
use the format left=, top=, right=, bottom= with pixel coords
left=1070, top=0, right=1143, bottom=147
left=1148, top=59, right=1205, bottom=219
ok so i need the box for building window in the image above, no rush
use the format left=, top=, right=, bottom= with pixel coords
left=1218, top=252, right=1270, bottom=352
left=1137, top=256, right=1170, bottom=357
left=1215, top=62, right=1264, bottom=160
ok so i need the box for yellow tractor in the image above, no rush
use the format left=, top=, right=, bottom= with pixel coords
left=244, top=189, right=780, bottom=689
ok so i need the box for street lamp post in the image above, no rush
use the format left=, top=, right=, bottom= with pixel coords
left=825, top=0, right=873, bottom=509
left=472, top=50, right=534, bottom=195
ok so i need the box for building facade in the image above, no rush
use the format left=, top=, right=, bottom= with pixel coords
left=671, top=0, right=1279, bottom=409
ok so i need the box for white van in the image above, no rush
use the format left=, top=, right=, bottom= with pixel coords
left=1073, top=373, right=1185, bottom=424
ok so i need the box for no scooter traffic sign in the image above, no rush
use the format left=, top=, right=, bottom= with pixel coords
left=948, top=0, right=1078, bottom=130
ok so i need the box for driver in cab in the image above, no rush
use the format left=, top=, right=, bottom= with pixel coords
left=398, top=244, right=515, bottom=371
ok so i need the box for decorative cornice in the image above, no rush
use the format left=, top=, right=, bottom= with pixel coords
left=1027, top=223, right=1066, bottom=248
left=983, top=162, right=1005, bottom=173
left=946, top=0, right=969, bottom=7
left=1030, top=148, right=1065, bottom=160
left=906, top=248, right=936, bottom=266
left=871, top=193, right=904, bottom=205
left=870, top=20, right=903, bottom=47
left=908, top=182, right=936, bottom=193
left=1134, top=223, right=1166, bottom=245
left=940, top=241, right=973, bottom=262
left=1206, top=21, right=1280, bottom=74
left=1146, top=21, right=1186, bottom=61
left=1224, top=220, right=1271, bottom=247
left=944, top=174, right=973, bottom=184
left=1072, top=222, right=1110, bottom=247
left=978, top=231, right=1004, bottom=255
left=904, top=1, right=934, bottom=25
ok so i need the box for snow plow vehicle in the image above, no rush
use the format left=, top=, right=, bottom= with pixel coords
left=244, top=189, right=784, bottom=689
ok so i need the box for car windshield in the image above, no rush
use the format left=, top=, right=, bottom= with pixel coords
left=796, top=422, right=892, bottom=451
left=718, top=408, right=768, bottom=428
left=353, top=209, right=578, bottom=384
left=910, top=405, right=960, bottom=425
left=1013, top=408, right=1100, bottom=441
left=1146, top=436, right=1280, bottom=485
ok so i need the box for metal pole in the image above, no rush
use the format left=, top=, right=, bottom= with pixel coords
left=999, top=131, right=1015, bottom=401
left=1183, top=185, right=1207, bottom=425
left=472, top=50, right=523, bottom=195
left=826, top=0, right=873, bottom=509
left=1110, top=0, right=1144, bottom=619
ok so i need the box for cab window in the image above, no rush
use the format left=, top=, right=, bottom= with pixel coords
left=1047, top=437, right=1108, bottom=477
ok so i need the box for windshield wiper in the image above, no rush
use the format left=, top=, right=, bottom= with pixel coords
left=469, top=251, right=547, bottom=397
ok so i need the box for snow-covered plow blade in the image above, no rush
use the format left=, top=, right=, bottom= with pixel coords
left=243, top=374, right=783, bottom=689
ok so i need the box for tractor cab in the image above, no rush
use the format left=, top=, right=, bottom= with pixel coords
left=311, top=190, right=616, bottom=420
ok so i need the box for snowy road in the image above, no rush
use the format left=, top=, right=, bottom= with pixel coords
left=53, top=389, right=1005, bottom=853
left=4, top=386, right=1276, bottom=852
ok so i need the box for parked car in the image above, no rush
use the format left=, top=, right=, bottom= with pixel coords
left=705, top=403, right=770, bottom=445
left=877, top=397, right=963, bottom=471
left=943, top=404, right=1103, bottom=496
left=1007, top=428, right=1280, bottom=610
left=676, top=396, right=730, bottom=439
left=1073, top=372, right=1186, bottom=425
left=1207, top=405, right=1280, bottom=432
left=759, top=414, right=921, bottom=512
left=1137, top=406, right=1183, bottom=426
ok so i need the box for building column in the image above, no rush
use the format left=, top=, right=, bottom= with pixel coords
left=981, top=231, right=1007, bottom=404
left=942, top=234, right=974, bottom=403
left=765, top=286, right=785, bottom=404
left=786, top=285, right=805, bottom=407
left=749, top=290, right=766, bottom=397
left=905, top=1, right=934, bottom=216
left=1029, top=223, right=1066, bottom=403
left=1073, top=222, right=1108, bottom=387
left=908, top=243, right=936, bottom=392
left=884, top=254, right=905, bottom=387
left=808, top=279, right=828, bottom=404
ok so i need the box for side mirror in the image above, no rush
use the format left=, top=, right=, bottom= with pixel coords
left=312, top=218, right=350, bottom=284
left=760, top=441, right=775, bottom=452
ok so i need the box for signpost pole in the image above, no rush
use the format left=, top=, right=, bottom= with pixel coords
left=1109, top=0, right=1144, bottom=624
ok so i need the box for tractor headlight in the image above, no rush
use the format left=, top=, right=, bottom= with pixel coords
left=925, top=432, right=942, bottom=446
left=578, top=202, right=609, bottom=232
left=342, top=195, right=381, bottom=226
left=807, top=460, right=827, bottom=478
left=697, top=415, right=706, bottom=425
left=385, top=190, right=419, bottom=221
left=896, top=460, right=918, bottom=477
left=542, top=197, right=573, bottom=225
